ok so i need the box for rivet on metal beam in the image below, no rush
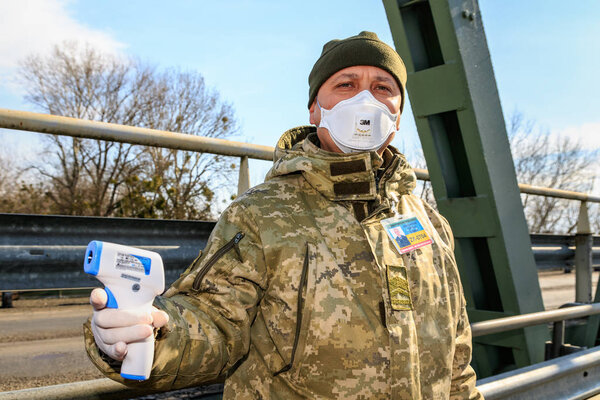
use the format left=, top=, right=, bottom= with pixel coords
left=462, top=10, right=475, bottom=21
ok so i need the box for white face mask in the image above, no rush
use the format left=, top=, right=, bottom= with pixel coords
left=318, top=90, right=398, bottom=153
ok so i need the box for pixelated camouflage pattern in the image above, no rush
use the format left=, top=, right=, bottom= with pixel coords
left=83, top=125, right=482, bottom=399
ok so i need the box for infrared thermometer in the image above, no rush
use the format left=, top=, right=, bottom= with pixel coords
left=84, top=241, right=165, bottom=381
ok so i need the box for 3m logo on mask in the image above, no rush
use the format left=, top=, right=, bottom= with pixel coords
left=355, top=114, right=372, bottom=136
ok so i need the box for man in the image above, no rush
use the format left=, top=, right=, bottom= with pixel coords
left=85, top=31, right=482, bottom=399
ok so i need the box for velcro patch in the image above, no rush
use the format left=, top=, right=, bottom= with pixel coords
left=333, top=181, right=371, bottom=196
left=330, top=160, right=367, bottom=176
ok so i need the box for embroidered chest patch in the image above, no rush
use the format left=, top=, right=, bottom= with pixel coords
left=386, top=264, right=412, bottom=311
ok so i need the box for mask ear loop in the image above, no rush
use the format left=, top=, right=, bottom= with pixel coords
left=316, top=99, right=325, bottom=128
left=389, top=192, right=401, bottom=218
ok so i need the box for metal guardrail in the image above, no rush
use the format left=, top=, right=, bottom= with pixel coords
left=2, top=108, right=600, bottom=203
left=1, top=109, right=597, bottom=284
left=0, top=109, right=274, bottom=161
left=518, top=183, right=600, bottom=203
left=414, top=169, right=600, bottom=204
left=531, top=234, right=600, bottom=271
left=471, top=303, right=600, bottom=337
left=1, top=214, right=597, bottom=293
left=4, top=347, right=600, bottom=400
left=476, top=345, right=600, bottom=400
left=0, top=213, right=215, bottom=291
left=471, top=299, right=600, bottom=364
left=0, top=108, right=598, bottom=304
left=2, top=304, right=600, bottom=399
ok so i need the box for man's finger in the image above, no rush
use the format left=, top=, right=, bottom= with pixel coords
left=90, top=288, right=108, bottom=311
left=151, top=308, right=169, bottom=328
left=93, top=308, right=153, bottom=329
left=95, top=324, right=153, bottom=345
left=101, top=341, right=128, bottom=361
left=91, top=321, right=128, bottom=361
left=112, top=341, right=128, bottom=361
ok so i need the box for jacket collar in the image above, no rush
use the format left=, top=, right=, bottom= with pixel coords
left=266, top=126, right=416, bottom=202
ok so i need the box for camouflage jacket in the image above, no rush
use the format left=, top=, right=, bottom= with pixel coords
left=84, top=126, right=482, bottom=399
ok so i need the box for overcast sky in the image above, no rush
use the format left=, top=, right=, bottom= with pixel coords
left=0, top=0, right=599, bottom=187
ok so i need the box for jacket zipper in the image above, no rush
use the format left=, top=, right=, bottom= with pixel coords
left=376, top=156, right=401, bottom=194
left=192, top=232, right=245, bottom=290
left=273, top=245, right=310, bottom=376
left=366, top=158, right=401, bottom=221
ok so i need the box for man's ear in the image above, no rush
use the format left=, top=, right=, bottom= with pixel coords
left=395, top=113, right=401, bottom=130
left=309, top=99, right=319, bottom=125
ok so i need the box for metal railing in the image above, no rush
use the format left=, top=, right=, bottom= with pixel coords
left=477, top=346, right=600, bottom=400
left=471, top=302, right=600, bottom=398
left=0, top=214, right=216, bottom=292
left=0, top=215, right=597, bottom=308
left=1, top=215, right=597, bottom=293
left=0, top=108, right=273, bottom=196
left=531, top=234, right=600, bottom=270
left=2, top=108, right=600, bottom=202
left=2, top=303, right=600, bottom=399
left=471, top=302, right=600, bottom=337
left=1, top=107, right=598, bottom=303
left=1, top=108, right=599, bottom=396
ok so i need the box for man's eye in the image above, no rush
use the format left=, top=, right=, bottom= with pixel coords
left=376, top=85, right=391, bottom=92
left=337, top=82, right=353, bottom=88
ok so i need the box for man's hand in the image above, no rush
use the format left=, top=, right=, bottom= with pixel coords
left=90, top=288, right=169, bottom=361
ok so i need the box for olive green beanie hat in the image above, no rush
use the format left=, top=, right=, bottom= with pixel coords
left=308, top=31, right=407, bottom=111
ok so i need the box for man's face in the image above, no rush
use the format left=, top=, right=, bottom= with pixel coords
left=309, top=65, right=402, bottom=154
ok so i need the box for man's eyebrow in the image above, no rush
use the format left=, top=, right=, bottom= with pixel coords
left=375, top=75, right=395, bottom=84
left=331, top=73, right=397, bottom=88
left=332, top=73, right=360, bottom=81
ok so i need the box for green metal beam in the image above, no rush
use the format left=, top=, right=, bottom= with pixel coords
left=382, top=0, right=548, bottom=377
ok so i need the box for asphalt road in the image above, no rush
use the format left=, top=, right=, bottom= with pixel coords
left=0, top=303, right=88, bottom=343
left=0, top=271, right=598, bottom=392
left=0, top=298, right=103, bottom=391
left=539, top=270, right=600, bottom=309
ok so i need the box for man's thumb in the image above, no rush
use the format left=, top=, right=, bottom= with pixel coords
left=90, top=288, right=108, bottom=311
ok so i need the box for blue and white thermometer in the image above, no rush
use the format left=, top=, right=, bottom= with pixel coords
left=84, top=241, right=165, bottom=381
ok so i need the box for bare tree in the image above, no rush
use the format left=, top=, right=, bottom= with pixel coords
left=115, top=70, right=238, bottom=219
left=508, top=111, right=598, bottom=233
left=16, top=42, right=237, bottom=219
left=0, top=150, right=12, bottom=197
left=0, top=150, right=18, bottom=212
left=0, top=149, right=54, bottom=214
left=402, top=111, right=598, bottom=234
left=403, top=145, right=437, bottom=208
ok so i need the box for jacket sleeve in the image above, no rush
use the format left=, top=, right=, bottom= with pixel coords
left=83, top=200, right=267, bottom=391
left=450, top=307, right=483, bottom=399
left=421, top=200, right=483, bottom=399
